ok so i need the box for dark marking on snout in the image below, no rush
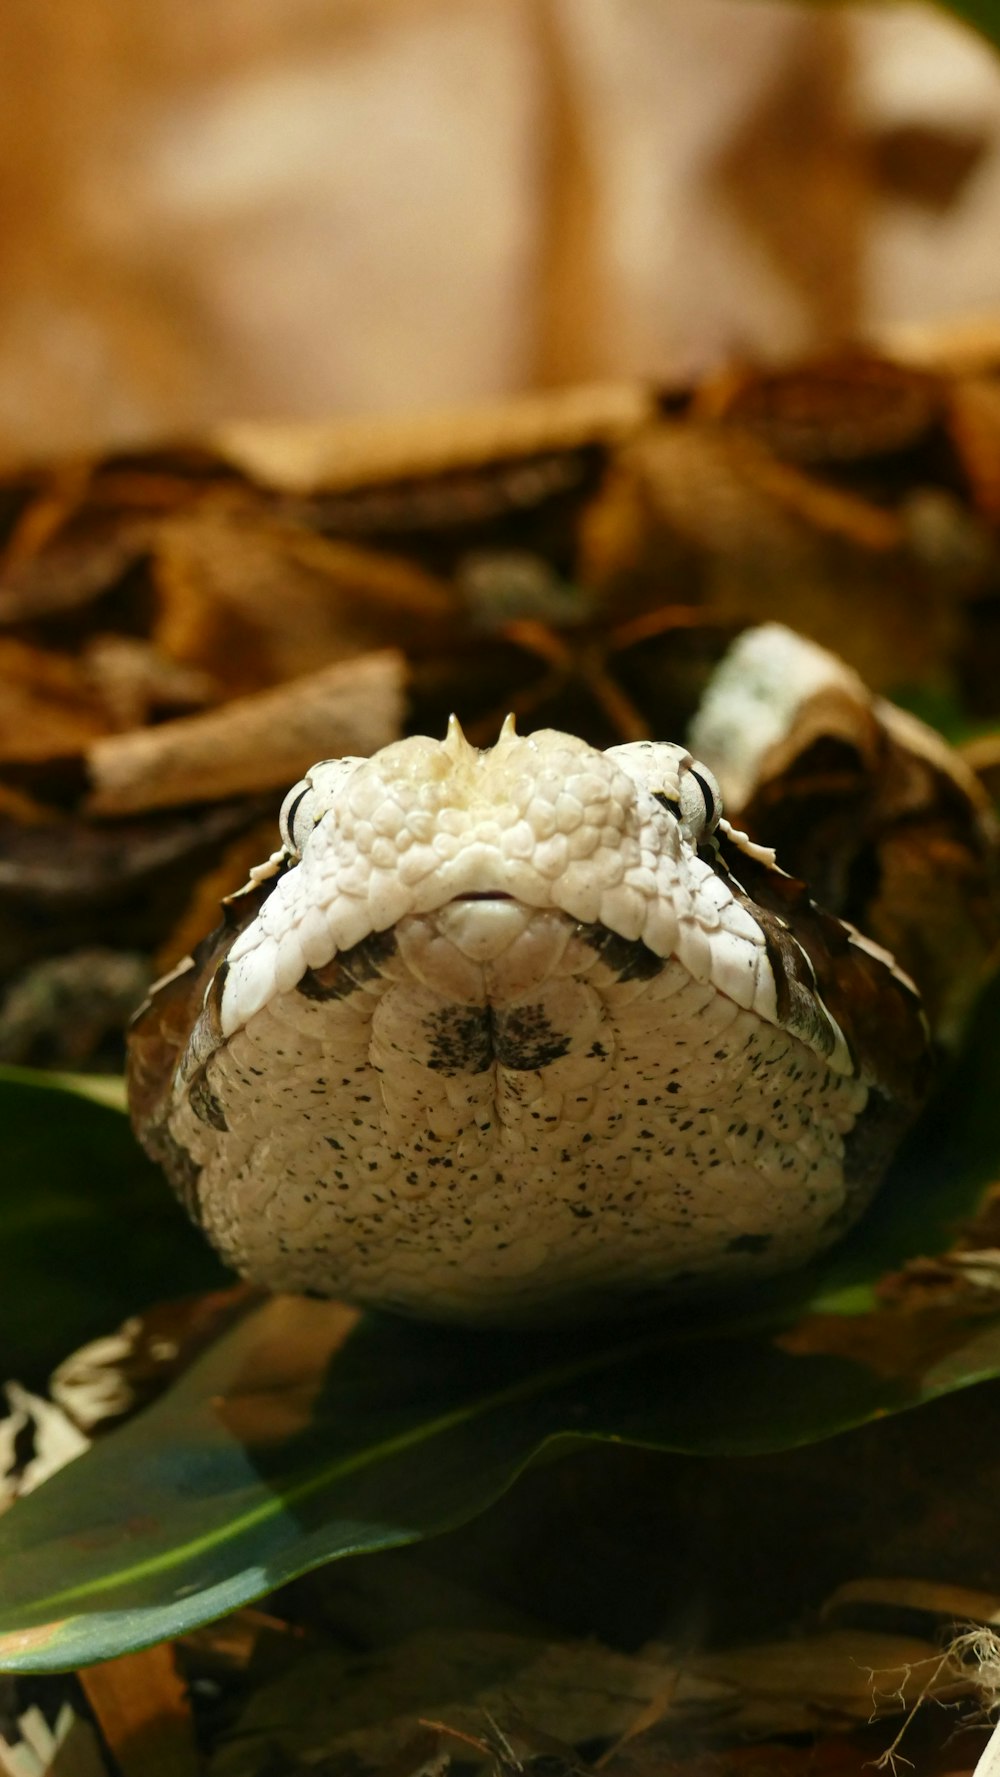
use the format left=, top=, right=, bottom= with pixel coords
left=492, top=1004, right=571, bottom=1071
left=425, top=1007, right=493, bottom=1074
left=423, top=1001, right=572, bottom=1074
left=582, top=924, right=666, bottom=981
left=299, top=928, right=398, bottom=1002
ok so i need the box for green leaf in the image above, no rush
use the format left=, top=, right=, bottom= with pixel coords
left=1, top=967, right=999, bottom=1674
left=0, top=1067, right=228, bottom=1382
left=0, top=1278, right=996, bottom=1674
left=1, top=971, right=1000, bottom=1672
left=932, top=0, right=1000, bottom=52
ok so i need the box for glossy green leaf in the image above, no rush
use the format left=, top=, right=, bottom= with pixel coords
left=0, top=1279, right=996, bottom=1674
left=0, top=1066, right=228, bottom=1381
left=0, top=975, right=999, bottom=1673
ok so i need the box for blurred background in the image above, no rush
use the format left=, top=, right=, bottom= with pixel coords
left=3, top=0, right=1000, bottom=457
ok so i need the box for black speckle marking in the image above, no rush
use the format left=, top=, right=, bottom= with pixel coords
left=425, top=1006, right=492, bottom=1075
left=298, top=928, right=398, bottom=1001
left=492, top=1004, right=571, bottom=1071
left=582, top=924, right=666, bottom=981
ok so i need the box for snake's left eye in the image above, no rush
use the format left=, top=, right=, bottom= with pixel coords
left=603, top=739, right=722, bottom=841
left=680, top=762, right=723, bottom=838
left=278, top=780, right=317, bottom=856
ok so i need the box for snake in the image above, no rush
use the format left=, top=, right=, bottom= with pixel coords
left=126, top=625, right=945, bottom=1325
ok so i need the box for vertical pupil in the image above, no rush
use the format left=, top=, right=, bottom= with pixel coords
left=283, top=786, right=311, bottom=847
left=688, top=770, right=717, bottom=827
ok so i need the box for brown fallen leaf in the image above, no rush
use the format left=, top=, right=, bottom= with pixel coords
left=775, top=1302, right=1000, bottom=1388
left=689, top=624, right=1000, bottom=1046
left=213, top=1295, right=362, bottom=1448
left=85, top=650, right=405, bottom=815
left=205, top=1624, right=971, bottom=1777
left=822, top=1577, right=1000, bottom=1632
left=79, top=1643, right=199, bottom=1777
left=49, top=1286, right=259, bottom=1435
left=0, top=638, right=109, bottom=762
left=579, top=420, right=963, bottom=696
left=214, top=383, right=654, bottom=494
left=80, top=636, right=214, bottom=732
left=0, top=797, right=268, bottom=981
left=151, top=504, right=455, bottom=696
left=947, top=379, right=1000, bottom=523
left=694, top=353, right=944, bottom=465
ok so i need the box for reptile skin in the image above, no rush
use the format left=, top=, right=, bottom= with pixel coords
left=128, top=703, right=931, bottom=1323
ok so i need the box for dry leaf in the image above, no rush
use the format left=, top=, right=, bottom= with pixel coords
left=85, top=651, right=405, bottom=815
left=207, top=1624, right=971, bottom=1777
left=79, top=1644, right=198, bottom=1777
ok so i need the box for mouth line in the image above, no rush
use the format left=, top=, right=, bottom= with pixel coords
left=452, top=891, right=517, bottom=902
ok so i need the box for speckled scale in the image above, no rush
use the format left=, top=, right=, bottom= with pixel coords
left=128, top=717, right=931, bottom=1324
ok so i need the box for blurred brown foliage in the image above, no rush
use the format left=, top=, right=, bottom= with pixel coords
left=1, top=0, right=999, bottom=455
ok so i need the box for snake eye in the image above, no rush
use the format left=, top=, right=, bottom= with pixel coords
left=278, top=780, right=316, bottom=856
left=680, top=763, right=723, bottom=838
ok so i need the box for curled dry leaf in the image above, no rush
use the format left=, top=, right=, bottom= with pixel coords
left=690, top=625, right=1000, bottom=1046
left=582, top=421, right=959, bottom=696
left=0, top=1383, right=90, bottom=1514
left=214, top=382, right=654, bottom=494
left=85, top=650, right=406, bottom=816
left=693, top=353, right=945, bottom=464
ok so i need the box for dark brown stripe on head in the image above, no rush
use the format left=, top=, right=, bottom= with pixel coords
left=716, top=825, right=931, bottom=1104
left=202, top=958, right=229, bottom=1039
left=188, top=1065, right=229, bottom=1132
left=298, top=928, right=398, bottom=1002
left=753, top=906, right=843, bottom=1063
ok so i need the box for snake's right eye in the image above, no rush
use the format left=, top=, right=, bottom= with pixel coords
left=278, top=780, right=316, bottom=856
